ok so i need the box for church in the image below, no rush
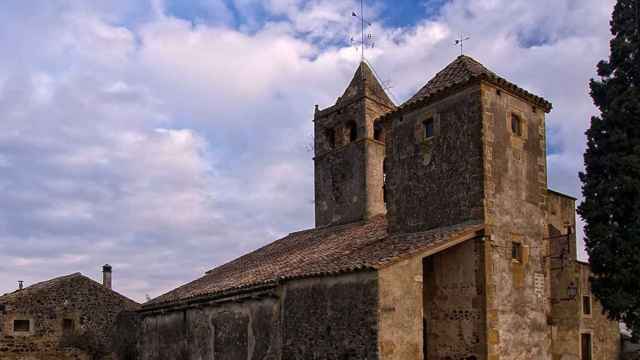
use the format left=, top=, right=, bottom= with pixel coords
left=138, top=55, right=621, bottom=360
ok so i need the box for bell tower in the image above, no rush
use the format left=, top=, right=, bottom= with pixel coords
left=313, top=62, right=395, bottom=227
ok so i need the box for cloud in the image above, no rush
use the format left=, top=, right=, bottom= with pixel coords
left=0, top=0, right=614, bottom=300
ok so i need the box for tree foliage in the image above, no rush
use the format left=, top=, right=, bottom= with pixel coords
left=578, top=0, right=640, bottom=339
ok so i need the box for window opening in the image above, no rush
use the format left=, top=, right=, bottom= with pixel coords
left=582, top=296, right=592, bottom=315
left=13, top=319, right=30, bottom=332
left=511, top=113, right=523, bottom=136
left=374, top=123, right=384, bottom=142
left=423, top=118, right=434, bottom=139
left=63, top=319, right=74, bottom=333
left=511, top=242, right=522, bottom=262
left=324, top=128, right=336, bottom=149
left=581, top=333, right=592, bottom=360
left=346, top=121, right=357, bottom=143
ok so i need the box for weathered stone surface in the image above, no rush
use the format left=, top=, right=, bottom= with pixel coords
left=481, top=82, right=550, bottom=359
left=547, top=191, right=620, bottom=360
left=0, top=273, right=139, bottom=360
left=383, top=85, right=485, bottom=234
left=140, top=272, right=378, bottom=360
left=314, top=61, right=395, bottom=227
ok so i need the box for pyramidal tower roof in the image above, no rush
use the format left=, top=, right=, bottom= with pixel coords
left=335, top=61, right=395, bottom=109
left=408, top=55, right=495, bottom=103
left=398, top=55, right=552, bottom=113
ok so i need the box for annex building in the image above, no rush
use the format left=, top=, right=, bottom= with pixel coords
left=139, top=55, right=621, bottom=360
left=0, top=265, right=140, bottom=360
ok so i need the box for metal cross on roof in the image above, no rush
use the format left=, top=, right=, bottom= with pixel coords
left=454, top=33, right=471, bottom=55
left=351, top=0, right=374, bottom=60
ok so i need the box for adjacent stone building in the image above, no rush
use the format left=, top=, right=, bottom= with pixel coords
left=139, top=56, right=621, bottom=359
left=0, top=266, right=140, bottom=360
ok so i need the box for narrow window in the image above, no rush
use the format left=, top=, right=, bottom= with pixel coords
left=511, top=242, right=522, bottom=262
left=382, top=158, right=387, bottom=204
left=423, top=118, right=434, bottom=139
left=346, top=121, right=357, bottom=142
left=581, top=333, right=592, bottom=360
left=324, top=128, right=336, bottom=149
left=374, top=122, right=384, bottom=142
left=582, top=296, right=592, bottom=315
left=63, top=319, right=74, bottom=333
left=511, top=113, right=523, bottom=136
left=13, top=319, right=30, bottom=332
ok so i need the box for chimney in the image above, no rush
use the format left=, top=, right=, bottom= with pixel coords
left=102, top=264, right=112, bottom=290
left=18, top=280, right=23, bottom=291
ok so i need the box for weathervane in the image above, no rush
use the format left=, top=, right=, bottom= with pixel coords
left=351, top=0, right=374, bottom=60
left=454, top=33, right=471, bottom=55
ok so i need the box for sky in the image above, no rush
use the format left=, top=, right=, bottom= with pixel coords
left=0, top=0, right=616, bottom=302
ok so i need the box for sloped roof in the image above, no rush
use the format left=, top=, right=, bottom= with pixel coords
left=318, top=61, right=396, bottom=117
left=384, top=55, right=551, bottom=118
left=0, top=272, right=139, bottom=307
left=408, top=55, right=496, bottom=103
left=144, top=217, right=483, bottom=308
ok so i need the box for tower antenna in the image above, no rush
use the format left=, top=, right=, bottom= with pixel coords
left=454, top=32, right=471, bottom=55
left=351, top=0, right=373, bottom=60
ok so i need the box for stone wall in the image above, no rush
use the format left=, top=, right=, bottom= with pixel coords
left=0, top=274, right=140, bottom=360
left=378, top=237, right=486, bottom=360
left=384, top=85, right=485, bottom=234
left=423, top=239, right=486, bottom=359
left=577, top=263, right=620, bottom=360
left=314, top=87, right=393, bottom=228
left=139, top=271, right=379, bottom=360
left=480, top=83, right=550, bottom=359
left=547, top=190, right=621, bottom=360
left=547, top=191, right=581, bottom=360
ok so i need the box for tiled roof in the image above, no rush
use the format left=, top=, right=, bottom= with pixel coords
left=144, top=217, right=483, bottom=308
left=408, top=55, right=497, bottom=103
left=318, top=61, right=396, bottom=117
left=0, top=272, right=139, bottom=306
left=379, top=55, right=552, bottom=121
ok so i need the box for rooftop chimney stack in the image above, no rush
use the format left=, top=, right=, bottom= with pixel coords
left=102, top=264, right=112, bottom=290
left=18, top=280, right=23, bottom=291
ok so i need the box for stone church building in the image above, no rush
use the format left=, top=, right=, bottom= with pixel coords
left=139, top=56, right=620, bottom=359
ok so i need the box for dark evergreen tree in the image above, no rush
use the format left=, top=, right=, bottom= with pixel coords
left=578, top=0, right=640, bottom=339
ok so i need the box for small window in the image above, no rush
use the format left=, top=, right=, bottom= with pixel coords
left=346, top=121, right=357, bottom=142
left=374, top=123, right=384, bottom=142
left=324, top=128, right=336, bottom=149
left=511, top=242, right=522, bottom=262
left=63, top=318, right=74, bottom=333
left=13, top=319, right=30, bottom=332
left=581, top=333, right=592, bottom=360
left=382, top=158, right=387, bottom=204
left=423, top=118, right=434, bottom=139
left=511, top=113, right=523, bottom=136
left=582, top=296, right=592, bottom=315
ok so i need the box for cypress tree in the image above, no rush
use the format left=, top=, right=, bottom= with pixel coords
left=578, top=0, right=640, bottom=338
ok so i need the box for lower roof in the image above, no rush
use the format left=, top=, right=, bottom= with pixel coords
left=144, top=216, right=484, bottom=309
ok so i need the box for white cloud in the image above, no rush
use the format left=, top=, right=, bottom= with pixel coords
left=0, top=0, right=615, bottom=300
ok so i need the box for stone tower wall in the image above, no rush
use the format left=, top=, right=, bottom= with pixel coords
left=384, top=84, right=485, bottom=233
left=480, top=83, right=550, bottom=359
left=314, top=91, right=392, bottom=227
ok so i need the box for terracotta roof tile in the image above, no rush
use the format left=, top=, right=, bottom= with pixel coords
left=144, top=217, right=483, bottom=307
left=377, top=55, right=552, bottom=122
